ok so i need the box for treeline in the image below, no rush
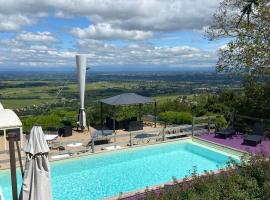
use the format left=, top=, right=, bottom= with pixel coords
left=0, top=82, right=48, bottom=89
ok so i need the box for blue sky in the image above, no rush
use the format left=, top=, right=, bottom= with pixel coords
left=0, top=0, right=226, bottom=70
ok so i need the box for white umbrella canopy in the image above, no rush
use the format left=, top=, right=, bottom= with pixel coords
left=20, top=126, right=52, bottom=200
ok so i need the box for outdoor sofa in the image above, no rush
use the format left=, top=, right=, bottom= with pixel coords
left=215, top=126, right=236, bottom=139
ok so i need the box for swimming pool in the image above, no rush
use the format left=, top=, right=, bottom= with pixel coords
left=0, top=139, right=240, bottom=200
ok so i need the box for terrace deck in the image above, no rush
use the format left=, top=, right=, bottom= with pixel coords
left=198, top=133, right=270, bottom=156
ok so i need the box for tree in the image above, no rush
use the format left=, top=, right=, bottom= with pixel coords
left=206, top=0, right=270, bottom=77
left=237, top=0, right=259, bottom=26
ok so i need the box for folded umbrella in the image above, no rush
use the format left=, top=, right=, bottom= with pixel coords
left=20, top=126, right=52, bottom=200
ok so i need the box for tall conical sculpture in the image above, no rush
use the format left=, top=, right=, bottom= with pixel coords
left=76, top=55, right=87, bottom=130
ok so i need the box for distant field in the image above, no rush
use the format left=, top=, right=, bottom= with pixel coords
left=0, top=72, right=241, bottom=109
left=0, top=82, right=185, bottom=109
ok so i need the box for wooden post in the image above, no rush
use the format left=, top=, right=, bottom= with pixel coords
left=162, top=127, right=165, bottom=141
left=7, top=133, right=18, bottom=200
left=129, top=132, right=133, bottom=147
left=91, top=136, right=95, bottom=153
left=192, top=117, right=195, bottom=136
left=15, top=140, right=24, bottom=178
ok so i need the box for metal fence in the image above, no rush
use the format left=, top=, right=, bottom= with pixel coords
left=0, top=126, right=193, bottom=167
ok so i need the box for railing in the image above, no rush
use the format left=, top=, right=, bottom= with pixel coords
left=0, top=126, right=193, bottom=166
left=192, top=116, right=218, bottom=136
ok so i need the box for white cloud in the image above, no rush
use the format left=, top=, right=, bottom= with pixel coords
left=0, top=14, right=33, bottom=31
left=0, top=0, right=222, bottom=68
left=76, top=39, right=217, bottom=67
left=0, top=0, right=220, bottom=32
left=0, top=37, right=217, bottom=68
left=71, top=23, right=153, bottom=40
left=52, top=0, right=219, bottom=32
left=16, top=32, right=57, bottom=42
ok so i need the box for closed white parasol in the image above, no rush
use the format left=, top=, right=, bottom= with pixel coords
left=20, top=126, right=52, bottom=200
left=76, top=55, right=87, bottom=130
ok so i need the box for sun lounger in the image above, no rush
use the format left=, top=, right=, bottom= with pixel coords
left=94, top=130, right=114, bottom=137
left=243, top=122, right=265, bottom=146
left=243, top=135, right=263, bottom=146
left=51, top=154, right=70, bottom=160
left=67, top=142, right=82, bottom=147
left=44, top=134, right=58, bottom=141
left=215, top=127, right=236, bottom=138
left=102, top=145, right=122, bottom=151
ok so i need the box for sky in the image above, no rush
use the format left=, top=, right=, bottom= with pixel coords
left=0, top=0, right=227, bottom=70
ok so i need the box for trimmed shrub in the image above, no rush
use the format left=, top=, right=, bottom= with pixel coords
left=158, top=111, right=192, bottom=124
left=143, top=154, right=270, bottom=200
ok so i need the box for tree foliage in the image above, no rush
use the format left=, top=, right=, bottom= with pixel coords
left=22, top=109, right=77, bottom=133
left=158, top=111, right=193, bottom=124
left=206, top=0, right=270, bottom=76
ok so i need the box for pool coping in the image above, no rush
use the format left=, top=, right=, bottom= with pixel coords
left=192, top=136, right=247, bottom=157
left=0, top=135, right=246, bottom=172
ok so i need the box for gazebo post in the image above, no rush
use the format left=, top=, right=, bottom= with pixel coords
left=113, top=106, right=116, bottom=143
left=139, top=104, right=142, bottom=121
left=154, top=102, right=157, bottom=128
left=113, top=106, right=116, bottom=133
left=100, top=102, right=103, bottom=129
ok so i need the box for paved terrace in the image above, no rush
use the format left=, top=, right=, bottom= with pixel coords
left=198, top=133, right=270, bottom=156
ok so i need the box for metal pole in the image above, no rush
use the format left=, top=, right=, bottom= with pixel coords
left=207, top=117, right=210, bottom=134
left=192, top=117, right=195, bottom=136
left=113, top=106, right=116, bottom=142
left=139, top=104, right=142, bottom=121
left=154, top=102, right=157, bottom=128
left=130, top=132, right=133, bottom=147
left=7, top=132, right=18, bottom=200
left=100, top=102, right=103, bottom=129
left=91, top=136, right=95, bottom=153
left=113, top=106, right=116, bottom=133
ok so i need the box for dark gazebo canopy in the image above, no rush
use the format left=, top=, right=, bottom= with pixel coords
left=100, top=93, right=156, bottom=106
left=99, top=93, right=157, bottom=131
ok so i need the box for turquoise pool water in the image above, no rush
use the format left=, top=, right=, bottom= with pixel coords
left=0, top=140, right=238, bottom=200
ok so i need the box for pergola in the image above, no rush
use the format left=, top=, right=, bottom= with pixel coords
left=0, top=109, right=23, bottom=150
left=99, top=93, right=157, bottom=132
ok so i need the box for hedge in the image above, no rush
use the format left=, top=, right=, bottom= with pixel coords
left=158, top=111, right=192, bottom=124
